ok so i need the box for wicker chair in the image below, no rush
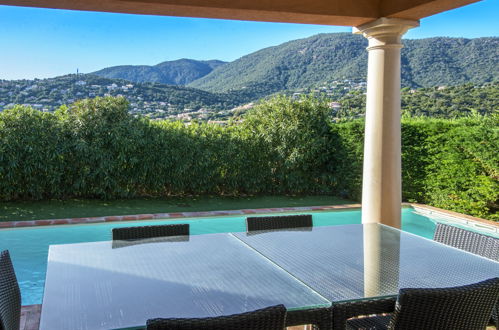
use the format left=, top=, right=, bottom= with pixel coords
left=0, top=250, right=21, bottom=330
left=112, top=224, right=190, bottom=240
left=333, top=277, right=499, bottom=330
left=433, top=223, right=499, bottom=261
left=434, top=223, right=499, bottom=326
left=146, top=304, right=286, bottom=330
left=246, top=214, right=313, bottom=232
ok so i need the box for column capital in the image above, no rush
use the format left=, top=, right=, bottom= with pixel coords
left=353, top=17, right=419, bottom=49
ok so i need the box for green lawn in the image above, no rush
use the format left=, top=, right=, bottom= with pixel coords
left=0, top=195, right=353, bottom=222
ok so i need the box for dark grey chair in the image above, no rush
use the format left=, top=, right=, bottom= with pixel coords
left=433, top=222, right=499, bottom=326
left=246, top=214, right=312, bottom=232
left=112, top=223, right=189, bottom=241
left=433, top=223, right=499, bottom=261
left=146, top=304, right=286, bottom=330
left=0, top=250, right=21, bottom=330
left=332, top=278, right=499, bottom=330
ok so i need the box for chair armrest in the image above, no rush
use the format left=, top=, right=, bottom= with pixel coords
left=491, top=304, right=498, bottom=328
left=331, top=297, right=397, bottom=330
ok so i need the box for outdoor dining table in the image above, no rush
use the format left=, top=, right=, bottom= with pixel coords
left=39, top=223, right=499, bottom=330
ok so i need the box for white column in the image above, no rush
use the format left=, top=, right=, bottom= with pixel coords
left=353, top=18, right=419, bottom=228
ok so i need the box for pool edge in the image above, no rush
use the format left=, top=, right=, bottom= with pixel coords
left=0, top=203, right=363, bottom=228
left=1, top=203, right=497, bottom=230
left=409, top=203, right=499, bottom=234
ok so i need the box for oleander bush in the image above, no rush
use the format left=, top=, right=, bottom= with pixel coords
left=0, top=105, right=66, bottom=199
left=0, top=96, right=497, bottom=220
left=240, top=95, right=336, bottom=194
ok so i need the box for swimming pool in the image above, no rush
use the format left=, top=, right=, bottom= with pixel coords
left=0, top=207, right=462, bottom=305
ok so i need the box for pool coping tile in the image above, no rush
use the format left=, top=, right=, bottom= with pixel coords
left=0, top=203, right=497, bottom=230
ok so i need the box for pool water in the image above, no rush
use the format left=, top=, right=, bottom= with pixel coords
left=0, top=207, right=436, bottom=305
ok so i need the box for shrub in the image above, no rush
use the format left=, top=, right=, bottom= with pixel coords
left=0, top=106, right=65, bottom=200
left=0, top=96, right=497, bottom=220
left=241, top=95, right=336, bottom=194
left=421, top=116, right=498, bottom=220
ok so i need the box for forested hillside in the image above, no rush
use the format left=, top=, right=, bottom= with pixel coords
left=332, top=83, right=499, bottom=119
left=93, top=59, right=226, bottom=85
left=0, top=74, right=250, bottom=119
left=1, top=75, right=497, bottom=120
left=189, top=34, right=499, bottom=95
left=2, top=33, right=497, bottom=120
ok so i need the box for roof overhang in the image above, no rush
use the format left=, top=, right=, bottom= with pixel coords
left=0, top=0, right=481, bottom=26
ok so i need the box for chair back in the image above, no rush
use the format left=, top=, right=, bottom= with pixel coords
left=434, top=223, right=499, bottom=261
left=389, top=277, right=499, bottom=330
left=112, top=224, right=189, bottom=240
left=146, top=304, right=286, bottom=330
left=246, top=214, right=312, bottom=232
left=0, top=250, right=21, bottom=330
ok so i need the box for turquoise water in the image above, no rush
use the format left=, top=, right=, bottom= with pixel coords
left=0, top=207, right=435, bottom=305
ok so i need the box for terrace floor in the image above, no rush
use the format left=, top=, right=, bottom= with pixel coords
left=20, top=305, right=41, bottom=330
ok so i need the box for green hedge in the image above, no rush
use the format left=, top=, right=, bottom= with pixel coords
left=331, top=116, right=498, bottom=220
left=0, top=96, right=497, bottom=220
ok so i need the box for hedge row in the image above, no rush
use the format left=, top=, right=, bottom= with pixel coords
left=0, top=96, right=497, bottom=220
left=330, top=115, right=498, bottom=220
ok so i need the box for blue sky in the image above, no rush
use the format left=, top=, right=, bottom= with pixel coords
left=0, top=0, right=497, bottom=80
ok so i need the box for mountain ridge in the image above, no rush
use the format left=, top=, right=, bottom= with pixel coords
left=89, top=33, right=498, bottom=97
left=93, top=58, right=226, bottom=85
left=2, top=33, right=498, bottom=120
left=188, top=33, right=499, bottom=93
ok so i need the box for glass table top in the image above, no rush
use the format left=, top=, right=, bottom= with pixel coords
left=233, top=224, right=499, bottom=302
left=40, top=224, right=499, bottom=330
left=40, top=233, right=328, bottom=330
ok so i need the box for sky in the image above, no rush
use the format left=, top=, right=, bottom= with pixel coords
left=0, top=0, right=498, bottom=80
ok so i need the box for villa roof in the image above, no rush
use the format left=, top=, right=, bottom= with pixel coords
left=0, top=0, right=481, bottom=26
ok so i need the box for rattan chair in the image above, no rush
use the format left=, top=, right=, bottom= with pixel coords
left=246, top=214, right=313, bottom=232
left=433, top=223, right=499, bottom=261
left=0, top=250, right=21, bottom=330
left=434, top=223, right=499, bottom=327
left=333, top=277, right=499, bottom=330
left=112, top=223, right=189, bottom=240
left=146, top=304, right=286, bottom=329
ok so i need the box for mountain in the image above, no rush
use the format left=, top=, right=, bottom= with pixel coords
left=2, top=33, right=498, bottom=122
left=93, top=59, right=226, bottom=85
left=90, top=33, right=498, bottom=100
left=188, top=33, right=499, bottom=94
